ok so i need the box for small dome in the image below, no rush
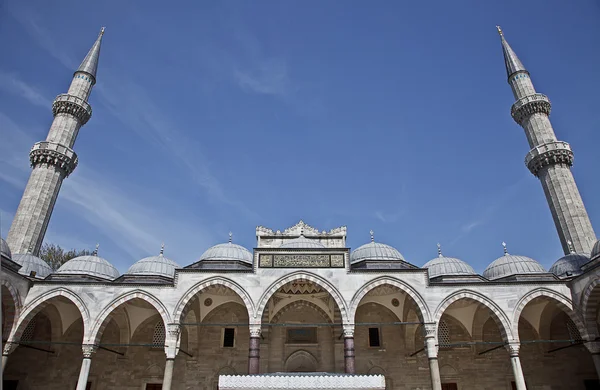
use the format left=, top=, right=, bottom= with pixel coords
left=12, top=253, right=52, bottom=279
left=549, top=252, right=589, bottom=278
left=199, top=242, right=253, bottom=263
left=127, top=248, right=180, bottom=278
left=56, top=252, right=119, bottom=280
left=423, top=255, right=476, bottom=279
left=280, top=235, right=326, bottom=249
left=351, top=240, right=405, bottom=263
left=591, top=239, right=600, bottom=261
left=483, top=245, right=546, bottom=280
left=1, top=238, right=12, bottom=260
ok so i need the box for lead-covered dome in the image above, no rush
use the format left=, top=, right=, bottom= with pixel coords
left=1, top=238, right=11, bottom=260
left=591, top=239, right=600, bottom=261
left=549, top=252, right=589, bottom=278
left=423, top=246, right=476, bottom=279
left=280, top=235, right=326, bottom=249
left=199, top=242, right=253, bottom=263
left=13, top=253, right=52, bottom=279
left=351, top=233, right=405, bottom=263
left=483, top=243, right=545, bottom=280
left=55, top=246, right=119, bottom=280
left=127, top=246, right=180, bottom=278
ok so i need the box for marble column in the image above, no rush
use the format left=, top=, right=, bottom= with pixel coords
left=2, top=342, right=17, bottom=374
left=506, top=342, right=527, bottom=390
left=585, top=341, right=600, bottom=381
left=163, top=324, right=181, bottom=390
left=424, top=324, right=441, bottom=390
left=248, top=325, right=261, bottom=374
left=343, top=326, right=355, bottom=374
left=76, top=345, right=95, bottom=390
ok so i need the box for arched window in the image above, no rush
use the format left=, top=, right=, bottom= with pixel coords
left=152, top=322, right=165, bottom=348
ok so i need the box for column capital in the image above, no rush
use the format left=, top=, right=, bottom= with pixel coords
left=342, top=325, right=355, bottom=338
left=167, top=324, right=181, bottom=339
left=249, top=324, right=262, bottom=338
left=506, top=341, right=520, bottom=357
left=3, top=341, right=18, bottom=356
left=585, top=340, right=600, bottom=355
left=423, top=323, right=437, bottom=339
left=82, top=344, right=96, bottom=358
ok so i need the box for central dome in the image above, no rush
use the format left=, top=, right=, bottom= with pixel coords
left=280, top=235, right=326, bottom=249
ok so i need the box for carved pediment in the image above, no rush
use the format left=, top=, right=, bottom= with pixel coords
left=256, top=220, right=346, bottom=237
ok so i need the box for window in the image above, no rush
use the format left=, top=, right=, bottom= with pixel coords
left=441, top=384, right=457, bottom=390
left=152, top=322, right=165, bottom=348
left=3, top=380, right=19, bottom=390
left=145, top=384, right=162, bottom=390
left=368, top=327, right=380, bottom=347
left=21, top=318, right=37, bottom=342
left=223, top=328, right=235, bottom=348
left=566, top=318, right=582, bottom=343
left=438, top=321, right=450, bottom=348
left=286, top=328, right=317, bottom=344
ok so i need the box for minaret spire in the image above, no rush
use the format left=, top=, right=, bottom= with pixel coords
left=7, top=29, right=105, bottom=255
left=496, top=27, right=596, bottom=255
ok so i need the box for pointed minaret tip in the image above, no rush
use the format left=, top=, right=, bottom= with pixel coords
left=100, top=26, right=106, bottom=36
left=75, top=28, right=105, bottom=83
left=496, top=25, right=503, bottom=37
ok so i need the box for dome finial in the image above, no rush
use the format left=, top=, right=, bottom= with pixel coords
left=437, top=243, right=442, bottom=257
left=502, top=241, right=508, bottom=255
left=93, top=243, right=99, bottom=256
left=100, top=26, right=106, bottom=36
left=496, top=25, right=503, bottom=36
left=567, top=240, right=575, bottom=254
left=160, top=242, right=165, bottom=256
left=228, top=231, right=233, bottom=243
left=369, top=230, right=374, bottom=242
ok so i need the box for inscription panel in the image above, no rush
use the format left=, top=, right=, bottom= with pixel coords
left=259, top=253, right=345, bottom=268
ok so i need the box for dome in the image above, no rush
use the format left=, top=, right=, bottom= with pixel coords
left=549, top=252, right=589, bottom=278
left=1, top=238, right=12, bottom=260
left=127, top=247, right=180, bottom=278
left=280, top=235, right=326, bottom=249
left=591, top=239, right=600, bottom=261
left=483, top=245, right=546, bottom=280
left=12, top=253, right=52, bottom=279
left=55, top=250, right=119, bottom=280
left=351, top=238, right=405, bottom=264
left=423, top=254, right=476, bottom=279
left=199, top=242, right=253, bottom=263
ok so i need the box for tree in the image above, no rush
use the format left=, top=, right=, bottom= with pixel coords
left=39, top=243, right=92, bottom=271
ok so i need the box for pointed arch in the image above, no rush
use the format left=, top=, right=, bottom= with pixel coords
left=434, top=289, right=513, bottom=342
left=1, top=279, right=21, bottom=336
left=581, top=278, right=600, bottom=337
left=88, top=290, right=171, bottom=345
left=349, top=277, right=431, bottom=323
left=10, top=288, right=90, bottom=342
left=512, top=287, right=588, bottom=341
left=256, top=272, right=349, bottom=324
left=173, top=277, right=254, bottom=322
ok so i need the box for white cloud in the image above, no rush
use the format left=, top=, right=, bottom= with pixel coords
left=234, top=58, right=292, bottom=97
left=0, top=70, right=50, bottom=108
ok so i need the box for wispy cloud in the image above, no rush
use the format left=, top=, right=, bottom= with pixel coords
left=0, top=70, right=50, bottom=108
left=374, top=210, right=404, bottom=223
left=234, top=58, right=292, bottom=97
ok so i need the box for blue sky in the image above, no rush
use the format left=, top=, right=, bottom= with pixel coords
left=1, top=0, right=599, bottom=274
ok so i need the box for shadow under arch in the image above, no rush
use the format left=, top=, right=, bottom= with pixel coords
left=256, top=271, right=350, bottom=324
left=10, top=287, right=90, bottom=342
left=349, top=276, right=431, bottom=323
left=173, top=276, right=254, bottom=323
left=581, top=279, right=600, bottom=337
left=88, top=290, right=171, bottom=345
left=512, top=287, right=588, bottom=342
left=434, top=289, right=513, bottom=342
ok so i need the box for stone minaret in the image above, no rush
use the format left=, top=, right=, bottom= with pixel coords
left=7, top=28, right=105, bottom=255
left=497, top=26, right=596, bottom=254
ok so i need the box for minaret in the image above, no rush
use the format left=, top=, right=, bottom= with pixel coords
left=7, top=28, right=105, bottom=255
left=496, top=26, right=596, bottom=254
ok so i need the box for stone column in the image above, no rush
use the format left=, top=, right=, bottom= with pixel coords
left=343, top=326, right=355, bottom=374
left=248, top=325, right=261, bottom=374
left=424, top=324, right=441, bottom=390
left=76, top=345, right=95, bottom=390
left=2, top=341, right=17, bottom=373
left=585, top=341, right=600, bottom=381
left=163, top=324, right=181, bottom=390
left=506, top=342, right=527, bottom=390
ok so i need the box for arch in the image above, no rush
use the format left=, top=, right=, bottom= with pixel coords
left=256, top=272, right=349, bottom=324
left=10, top=288, right=90, bottom=342
left=88, top=290, right=171, bottom=345
left=581, top=278, right=600, bottom=337
left=271, top=300, right=333, bottom=324
left=350, top=277, right=431, bottom=323
left=173, top=277, right=255, bottom=322
left=284, top=350, right=318, bottom=372
left=434, top=289, right=513, bottom=341
left=512, top=287, right=588, bottom=341
left=1, top=279, right=21, bottom=336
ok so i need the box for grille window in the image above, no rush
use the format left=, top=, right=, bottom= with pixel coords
left=152, top=322, right=165, bottom=348
left=223, top=328, right=235, bottom=348
left=368, top=327, right=381, bottom=347
left=438, top=321, right=450, bottom=348
left=21, top=318, right=37, bottom=342
left=566, top=318, right=582, bottom=343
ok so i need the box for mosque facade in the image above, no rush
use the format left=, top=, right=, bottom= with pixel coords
left=1, top=27, right=600, bottom=390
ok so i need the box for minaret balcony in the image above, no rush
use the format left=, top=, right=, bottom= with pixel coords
left=511, top=93, right=551, bottom=125
left=29, top=141, right=79, bottom=177
left=525, top=141, right=573, bottom=177
left=52, top=94, right=92, bottom=125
